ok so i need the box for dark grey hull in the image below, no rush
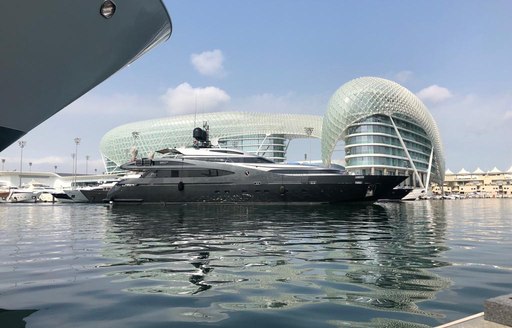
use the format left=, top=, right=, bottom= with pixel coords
left=80, top=190, right=110, bottom=203
left=107, top=183, right=368, bottom=204
left=106, top=175, right=407, bottom=204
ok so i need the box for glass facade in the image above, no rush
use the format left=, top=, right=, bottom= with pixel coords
left=321, top=77, right=445, bottom=185
left=218, top=134, right=288, bottom=162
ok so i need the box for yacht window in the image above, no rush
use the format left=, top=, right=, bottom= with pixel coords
left=153, top=170, right=179, bottom=178
left=180, top=169, right=234, bottom=177
left=269, top=169, right=341, bottom=175
left=185, top=156, right=273, bottom=163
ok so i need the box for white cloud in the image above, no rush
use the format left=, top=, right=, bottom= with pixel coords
left=504, top=110, right=512, bottom=120
left=428, top=93, right=512, bottom=171
left=161, top=83, right=230, bottom=115
left=394, top=70, right=413, bottom=83
left=228, top=91, right=328, bottom=115
left=190, top=49, right=225, bottom=77
left=416, top=85, right=453, bottom=103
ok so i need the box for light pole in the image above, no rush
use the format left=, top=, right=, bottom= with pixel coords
left=54, top=165, right=57, bottom=173
left=71, top=153, right=76, bottom=188
left=74, top=137, right=81, bottom=187
left=29, top=162, right=32, bottom=172
left=304, top=127, right=314, bottom=164
left=18, top=140, right=26, bottom=186
left=1, top=158, right=5, bottom=171
left=85, top=155, right=90, bottom=175
left=131, top=131, right=140, bottom=161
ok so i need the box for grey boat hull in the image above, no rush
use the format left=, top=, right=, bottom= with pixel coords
left=0, top=0, right=171, bottom=150
left=106, top=175, right=407, bottom=204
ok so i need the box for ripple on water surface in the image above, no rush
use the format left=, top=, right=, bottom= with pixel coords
left=0, top=200, right=511, bottom=327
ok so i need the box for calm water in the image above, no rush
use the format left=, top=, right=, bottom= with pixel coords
left=0, top=200, right=511, bottom=328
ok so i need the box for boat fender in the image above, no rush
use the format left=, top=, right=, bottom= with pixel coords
left=178, top=181, right=185, bottom=191
left=279, top=185, right=286, bottom=195
left=12, top=197, right=18, bottom=202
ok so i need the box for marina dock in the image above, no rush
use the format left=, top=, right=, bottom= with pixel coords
left=437, top=313, right=505, bottom=327
left=437, top=294, right=512, bottom=327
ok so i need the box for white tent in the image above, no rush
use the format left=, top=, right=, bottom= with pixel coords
left=445, top=168, right=454, bottom=175
left=473, top=167, right=485, bottom=174
left=488, top=167, right=502, bottom=174
left=457, top=168, right=470, bottom=175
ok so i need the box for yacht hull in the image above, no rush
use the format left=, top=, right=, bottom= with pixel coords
left=0, top=0, right=171, bottom=150
left=107, top=175, right=407, bottom=205
left=81, top=189, right=110, bottom=203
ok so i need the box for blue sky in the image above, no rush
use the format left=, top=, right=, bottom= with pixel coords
left=2, top=0, right=512, bottom=174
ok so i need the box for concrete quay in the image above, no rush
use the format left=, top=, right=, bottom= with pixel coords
left=437, top=294, right=512, bottom=328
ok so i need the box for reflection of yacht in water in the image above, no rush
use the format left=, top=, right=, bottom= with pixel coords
left=106, top=125, right=407, bottom=204
left=1, top=0, right=172, bottom=151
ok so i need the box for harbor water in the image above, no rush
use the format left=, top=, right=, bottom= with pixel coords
left=0, top=199, right=511, bottom=327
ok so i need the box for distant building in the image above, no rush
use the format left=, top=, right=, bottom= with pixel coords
left=322, top=77, right=445, bottom=187
left=434, top=166, right=512, bottom=197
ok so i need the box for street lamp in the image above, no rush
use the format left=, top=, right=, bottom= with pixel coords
left=74, top=137, right=81, bottom=186
left=29, top=162, right=32, bottom=172
left=54, top=165, right=57, bottom=173
left=18, top=140, right=26, bottom=186
left=71, top=153, right=76, bottom=188
left=304, top=127, right=314, bottom=163
left=85, top=155, right=90, bottom=175
left=1, top=158, right=5, bottom=171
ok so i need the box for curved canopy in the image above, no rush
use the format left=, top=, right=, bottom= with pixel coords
left=100, top=112, right=323, bottom=172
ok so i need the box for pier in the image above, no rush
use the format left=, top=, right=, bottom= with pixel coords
left=437, top=294, right=512, bottom=328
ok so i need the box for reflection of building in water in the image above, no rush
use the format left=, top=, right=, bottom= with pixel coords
left=103, top=203, right=451, bottom=322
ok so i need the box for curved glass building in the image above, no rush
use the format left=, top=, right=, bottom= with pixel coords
left=100, top=112, right=323, bottom=173
left=321, top=77, right=445, bottom=186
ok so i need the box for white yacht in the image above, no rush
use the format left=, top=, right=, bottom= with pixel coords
left=22, top=182, right=58, bottom=202
left=1, top=0, right=172, bottom=151
left=0, top=181, right=36, bottom=203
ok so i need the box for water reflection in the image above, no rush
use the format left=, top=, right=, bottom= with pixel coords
left=103, top=202, right=451, bottom=320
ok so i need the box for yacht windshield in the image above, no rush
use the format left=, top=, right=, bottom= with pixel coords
left=185, top=156, right=274, bottom=163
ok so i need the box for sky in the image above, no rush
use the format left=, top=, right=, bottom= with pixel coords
left=2, top=0, right=512, bottom=174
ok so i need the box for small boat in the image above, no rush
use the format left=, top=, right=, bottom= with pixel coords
left=0, top=181, right=36, bottom=203
left=22, top=181, right=58, bottom=202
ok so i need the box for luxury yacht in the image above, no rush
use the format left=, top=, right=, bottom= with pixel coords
left=0, top=0, right=171, bottom=151
left=106, top=127, right=407, bottom=204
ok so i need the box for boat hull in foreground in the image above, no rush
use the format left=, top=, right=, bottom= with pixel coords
left=0, top=0, right=171, bottom=151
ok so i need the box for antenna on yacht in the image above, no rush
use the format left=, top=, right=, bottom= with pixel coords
left=192, top=121, right=211, bottom=148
